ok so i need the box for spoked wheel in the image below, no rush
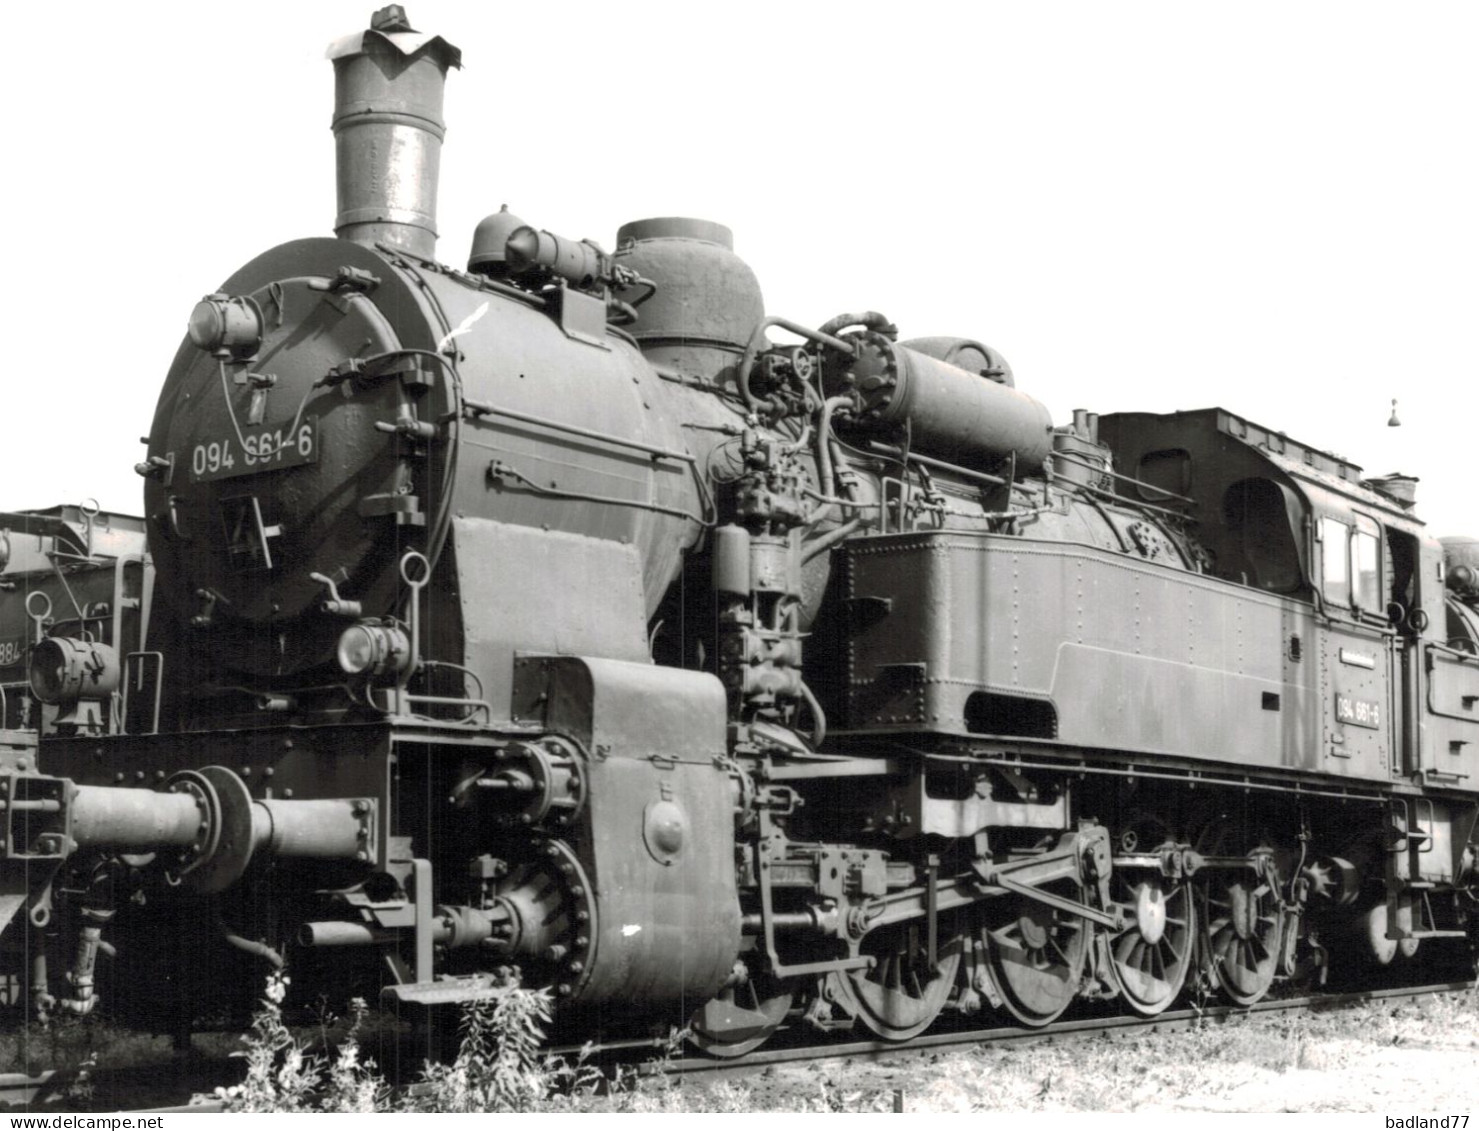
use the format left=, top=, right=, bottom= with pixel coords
left=981, top=882, right=1090, bottom=1027
left=1395, top=896, right=1421, bottom=960
left=828, top=923, right=962, bottom=1041
left=1108, top=876, right=1196, bottom=1015
left=1362, top=902, right=1399, bottom=967
left=1203, top=872, right=1283, bottom=1006
left=688, top=968, right=795, bottom=1058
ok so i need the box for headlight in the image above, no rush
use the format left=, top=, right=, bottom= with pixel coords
left=187, top=293, right=263, bottom=359
left=336, top=622, right=411, bottom=680
left=29, top=638, right=120, bottom=705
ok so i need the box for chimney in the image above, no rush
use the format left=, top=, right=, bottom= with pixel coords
left=328, top=6, right=461, bottom=260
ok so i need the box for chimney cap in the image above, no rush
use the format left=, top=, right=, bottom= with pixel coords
left=371, top=5, right=414, bottom=32
left=326, top=7, right=462, bottom=68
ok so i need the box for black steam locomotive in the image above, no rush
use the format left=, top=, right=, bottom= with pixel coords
left=2, top=6, right=1473, bottom=1052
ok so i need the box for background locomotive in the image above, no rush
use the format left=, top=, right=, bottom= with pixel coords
left=0, top=5, right=1473, bottom=1052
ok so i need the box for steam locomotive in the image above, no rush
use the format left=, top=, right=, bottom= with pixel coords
left=2, top=5, right=1474, bottom=1052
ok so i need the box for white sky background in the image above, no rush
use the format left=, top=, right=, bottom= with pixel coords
left=8, top=1, right=1476, bottom=534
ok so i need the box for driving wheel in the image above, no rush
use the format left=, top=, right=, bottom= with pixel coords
left=689, top=967, right=794, bottom=1058
left=1108, top=876, right=1196, bottom=1015
left=981, top=881, right=1089, bottom=1027
left=827, top=923, right=962, bottom=1041
left=1203, top=872, right=1283, bottom=1006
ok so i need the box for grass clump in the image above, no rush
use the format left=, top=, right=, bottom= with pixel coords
left=208, top=972, right=386, bottom=1113
left=206, top=969, right=580, bottom=1114
left=411, top=973, right=559, bottom=1112
left=203, top=969, right=900, bottom=1113
left=204, top=975, right=1479, bottom=1113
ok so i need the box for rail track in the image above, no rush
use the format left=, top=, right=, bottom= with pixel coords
left=1, top=978, right=1467, bottom=1113
left=656, top=978, right=1478, bottom=1079
left=0, top=1063, right=234, bottom=1114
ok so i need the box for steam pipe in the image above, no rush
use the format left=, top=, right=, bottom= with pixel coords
left=301, top=921, right=403, bottom=947
left=218, top=913, right=285, bottom=971
left=802, top=516, right=863, bottom=564
left=816, top=311, right=897, bottom=339
left=738, top=316, right=857, bottom=415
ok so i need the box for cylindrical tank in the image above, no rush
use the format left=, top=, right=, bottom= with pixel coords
left=329, top=8, right=461, bottom=259
left=901, top=336, right=1015, bottom=387
left=822, top=330, right=1053, bottom=472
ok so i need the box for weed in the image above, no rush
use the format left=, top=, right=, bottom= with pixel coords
left=63, top=1051, right=96, bottom=1107
left=198, top=973, right=1479, bottom=1113
left=320, top=999, right=389, bottom=1112
left=209, top=972, right=319, bottom=1113
left=201, top=968, right=572, bottom=1113
left=408, top=970, right=554, bottom=1113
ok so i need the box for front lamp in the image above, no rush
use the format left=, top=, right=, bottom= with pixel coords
left=187, top=293, right=263, bottom=359
left=336, top=621, right=412, bottom=681
left=29, top=638, right=121, bottom=706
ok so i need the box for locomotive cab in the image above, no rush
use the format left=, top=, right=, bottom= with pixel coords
left=1097, top=407, right=1447, bottom=780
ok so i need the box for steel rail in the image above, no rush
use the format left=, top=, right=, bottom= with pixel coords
left=650, top=979, right=1476, bottom=1077
left=0, top=980, right=1468, bottom=1112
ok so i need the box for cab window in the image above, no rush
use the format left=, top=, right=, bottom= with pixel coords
left=1320, top=514, right=1383, bottom=612
left=1137, top=449, right=1191, bottom=502
left=1222, top=478, right=1302, bottom=592
left=1352, top=515, right=1381, bottom=612
left=1321, top=517, right=1350, bottom=606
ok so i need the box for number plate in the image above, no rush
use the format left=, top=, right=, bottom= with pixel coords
left=0, top=639, right=25, bottom=672
left=190, top=418, right=318, bottom=483
left=1335, top=693, right=1381, bottom=730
